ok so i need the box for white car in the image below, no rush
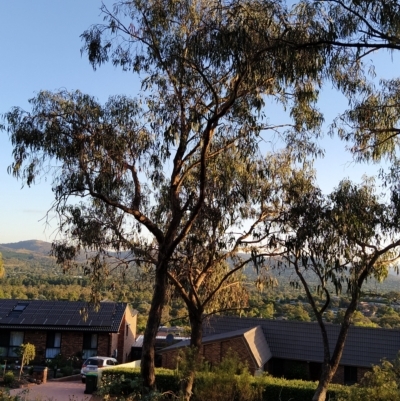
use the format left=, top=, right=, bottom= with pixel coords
left=80, top=356, right=118, bottom=383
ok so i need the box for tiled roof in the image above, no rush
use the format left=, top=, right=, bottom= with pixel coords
left=0, top=299, right=130, bottom=332
left=159, top=325, right=272, bottom=369
left=203, top=316, right=400, bottom=368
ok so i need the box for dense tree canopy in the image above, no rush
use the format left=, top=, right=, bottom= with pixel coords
left=274, top=174, right=400, bottom=401
left=4, top=0, right=400, bottom=399
left=4, top=0, right=357, bottom=390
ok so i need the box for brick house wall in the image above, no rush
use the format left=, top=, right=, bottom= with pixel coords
left=332, top=365, right=344, bottom=384
left=221, top=338, right=256, bottom=372
left=5, top=330, right=113, bottom=364
left=60, top=331, right=83, bottom=359
left=97, top=333, right=111, bottom=357
left=331, top=364, right=371, bottom=385
left=161, top=336, right=257, bottom=374
left=357, top=367, right=370, bottom=382
left=23, top=330, right=47, bottom=362
left=0, top=301, right=135, bottom=364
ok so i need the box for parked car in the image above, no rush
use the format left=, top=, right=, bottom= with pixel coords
left=80, top=356, right=118, bottom=383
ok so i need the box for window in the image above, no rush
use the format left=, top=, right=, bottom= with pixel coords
left=0, top=331, right=10, bottom=357
left=82, top=333, right=98, bottom=359
left=344, top=365, right=358, bottom=384
left=8, top=303, right=28, bottom=318
left=0, top=331, right=24, bottom=357
left=46, top=332, right=61, bottom=358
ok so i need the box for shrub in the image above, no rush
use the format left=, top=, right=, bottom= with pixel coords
left=60, top=365, right=74, bottom=377
left=192, top=350, right=262, bottom=401
left=99, top=367, right=179, bottom=398
left=260, top=376, right=350, bottom=401
left=0, top=389, right=20, bottom=401
left=346, top=356, right=400, bottom=401
left=3, top=371, right=15, bottom=386
left=99, top=365, right=351, bottom=401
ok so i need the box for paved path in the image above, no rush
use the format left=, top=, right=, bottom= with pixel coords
left=9, top=379, right=99, bottom=401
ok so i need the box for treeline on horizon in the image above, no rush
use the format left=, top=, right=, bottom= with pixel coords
left=2, top=245, right=400, bottom=332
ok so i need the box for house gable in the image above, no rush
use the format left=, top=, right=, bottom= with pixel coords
left=159, top=325, right=272, bottom=374
left=204, top=315, right=400, bottom=369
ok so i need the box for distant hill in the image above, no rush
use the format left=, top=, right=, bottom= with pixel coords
left=0, top=240, right=55, bottom=271
left=0, top=240, right=52, bottom=255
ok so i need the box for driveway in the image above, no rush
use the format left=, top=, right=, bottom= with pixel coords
left=8, top=378, right=100, bottom=401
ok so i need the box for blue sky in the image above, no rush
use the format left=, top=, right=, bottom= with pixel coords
left=0, top=1, right=397, bottom=244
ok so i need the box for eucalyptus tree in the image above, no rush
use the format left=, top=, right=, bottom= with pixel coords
left=3, top=0, right=366, bottom=390
left=315, top=0, right=400, bottom=166
left=167, top=150, right=296, bottom=399
left=276, top=174, right=400, bottom=401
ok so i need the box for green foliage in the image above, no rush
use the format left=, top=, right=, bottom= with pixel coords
left=3, top=371, right=15, bottom=386
left=351, top=311, right=378, bottom=328
left=347, top=352, right=400, bottom=401
left=261, top=376, right=349, bottom=401
left=99, top=365, right=352, bottom=401
left=193, top=351, right=259, bottom=401
left=17, top=343, right=35, bottom=380
left=0, top=389, right=20, bottom=401
left=60, top=365, right=74, bottom=377
left=99, top=367, right=180, bottom=398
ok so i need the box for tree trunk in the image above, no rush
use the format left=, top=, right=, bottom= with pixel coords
left=182, top=307, right=203, bottom=401
left=312, top=362, right=334, bottom=401
left=141, top=265, right=168, bottom=391
left=312, top=288, right=361, bottom=401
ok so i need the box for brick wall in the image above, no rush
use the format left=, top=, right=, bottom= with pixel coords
left=357, top=367, right=370, bottom=382
left=331, top=365, right=370, bottom=384
left=221, top=337, right=256, bottom=373
left=162, top=350, right=178, bottom=370
left=61, top=331, right=84, bottom=359
left=19, top=330, right=112, bottom=363
left=97, top=333, right=110, bottom=357
left=161, top=336, right=256, bottom=373
left=24, top=330, right=47, bottom=363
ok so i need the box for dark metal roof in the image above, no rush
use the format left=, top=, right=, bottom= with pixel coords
left=203, top=316, right=400, bottom=368
left=0, top=299, right=130, bottom=333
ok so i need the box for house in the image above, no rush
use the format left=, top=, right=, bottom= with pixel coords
left=159, top=325, right=271, bottom=375
left=0, top=299, right=137, bottom=364
left=158, top=315, right=400, bottom=384
left=132, top=327, right=190, bottom=366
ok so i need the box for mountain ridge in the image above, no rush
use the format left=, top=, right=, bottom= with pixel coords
left=0, top=239, right=52, bottom=255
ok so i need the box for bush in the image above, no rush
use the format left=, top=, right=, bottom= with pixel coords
left=346, top=356, right=400, bottom=401
left=192, top=351, right=261, bottom=401
left=261, top=376, right=350, bottom=401
left=0, top=389, right=20, bottom=401
left=3, top=372, right=14, bottom=386
left=99, top=365, right=351, bottom=401
left=60, top=365, right=74, bottom=377
left=99, top=367, right=180, bottom=398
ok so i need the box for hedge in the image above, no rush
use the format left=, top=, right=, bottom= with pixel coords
left=100, top=367, right=180, bottom=396
left=99, top=368, right=351, bottom=400
left=260, top=376, right=350, bottom=400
